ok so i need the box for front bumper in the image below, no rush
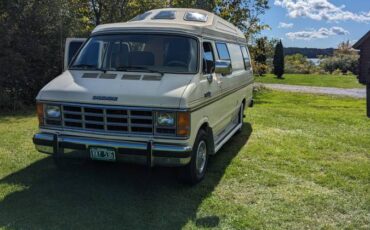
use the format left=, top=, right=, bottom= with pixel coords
left=33, top=133, right=192, bottom=167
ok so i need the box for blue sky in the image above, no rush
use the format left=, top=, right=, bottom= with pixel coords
left=260, top=0, right=370, bottom=48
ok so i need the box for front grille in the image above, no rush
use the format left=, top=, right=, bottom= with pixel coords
left=61, top=105, right=153, bottom=135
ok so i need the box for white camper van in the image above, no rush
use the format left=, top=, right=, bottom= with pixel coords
left=33, top=8, right=254, bottom=184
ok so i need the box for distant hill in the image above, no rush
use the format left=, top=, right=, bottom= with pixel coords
left=284, top=47, right=334, bottom=58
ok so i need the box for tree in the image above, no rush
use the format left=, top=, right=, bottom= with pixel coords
left=217, top=0, right=269, bottom=41
left=273, top=40, right=284, bottom=78
left=168, top=0, right=216, bottom=11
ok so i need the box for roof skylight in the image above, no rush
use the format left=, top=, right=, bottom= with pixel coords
left=153, top=11, right=176, bottom=20
left=130, top=12, right=152, bottom=21
left=184, top=12, right=208, bottom=22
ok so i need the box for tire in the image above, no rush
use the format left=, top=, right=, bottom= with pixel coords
left=236, top=103, right=244, bottom=133
left=179, top=129, right=209, bottom=185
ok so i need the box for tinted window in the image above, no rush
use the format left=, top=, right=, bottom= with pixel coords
left=68, top=41, right=84, bottom=66
left=228, top=44, right=244, bottom=71
left=203, top=43, right=214, bottom=62
left=71, top=34, right=198, bottom=74
left=240, top=46, right=251, bottom=69
left=203, top=42, right=215, bottom=74
left=216, top=43, right=230, bottom=60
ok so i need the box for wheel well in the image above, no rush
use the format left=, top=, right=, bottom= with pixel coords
left=242, top=99, right=246, bottom=108
left=198, top=122, right=215, bottom=155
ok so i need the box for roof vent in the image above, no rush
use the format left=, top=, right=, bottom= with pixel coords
left=184, top=12, right=208, bottom=22
left=153, top=10, right=176, bottom=20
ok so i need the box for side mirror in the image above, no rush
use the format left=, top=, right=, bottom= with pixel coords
left=215, top=60, right=232, bottom=75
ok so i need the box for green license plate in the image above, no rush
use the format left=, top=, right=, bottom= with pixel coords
left=89, top=147, right=116, bottom=161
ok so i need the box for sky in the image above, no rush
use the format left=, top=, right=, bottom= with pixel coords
left=260, top=0, right=370, bottom=48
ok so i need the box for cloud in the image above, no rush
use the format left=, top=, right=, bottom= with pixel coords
left=278, top=22, right=294, bottom=28
left=286, top=26, right=349, bottom=40
left=274, top=0, right=370, bottom=22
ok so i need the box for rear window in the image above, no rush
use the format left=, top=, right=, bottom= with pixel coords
left=216, top=43, right=231, bottom=60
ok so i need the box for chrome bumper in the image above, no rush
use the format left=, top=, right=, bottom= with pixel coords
left=33, top=133, right=192, bottom=167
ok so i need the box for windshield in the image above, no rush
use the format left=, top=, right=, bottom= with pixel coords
left=70, top=34, right=199, bottom=74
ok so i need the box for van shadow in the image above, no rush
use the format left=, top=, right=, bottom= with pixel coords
left=0, top=123, right=252, bottom=230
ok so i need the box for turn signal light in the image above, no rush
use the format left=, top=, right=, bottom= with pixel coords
left=36, top=103, right=44, bottom=126
left=177, top=112, right=190, bottom=137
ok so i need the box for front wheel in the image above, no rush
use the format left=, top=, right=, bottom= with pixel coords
left=179, top=129, right=209, bottom=185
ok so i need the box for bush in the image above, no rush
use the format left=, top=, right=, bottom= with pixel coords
left=320, top=54, right=359, bottom=75
left=284, top=54, right=316, bottom=74
left=252, top=61, right=268, bottom=76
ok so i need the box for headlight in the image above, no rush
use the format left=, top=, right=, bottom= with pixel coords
left=45, top=105, right=61, bottom=119
left=157, top=112, right=175, bottom=127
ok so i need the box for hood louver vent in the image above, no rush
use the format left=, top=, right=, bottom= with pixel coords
left=142, top=75, right=163, bottom=81
left=122, top=74, right=141, bottom=80
left=82, top=73, right=99, bottom=78
left=100, top=73, right=117, bottom=79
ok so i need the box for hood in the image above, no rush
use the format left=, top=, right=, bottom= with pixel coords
left=37, top=70, right=194, bottom=108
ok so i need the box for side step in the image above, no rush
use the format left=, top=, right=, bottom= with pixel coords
left=214, top=123, right=242, bottom=153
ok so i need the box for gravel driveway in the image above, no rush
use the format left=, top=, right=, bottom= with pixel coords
left=258, top=83, right=366, bottom=98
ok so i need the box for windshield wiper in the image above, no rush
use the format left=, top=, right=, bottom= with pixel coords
left=70, top=64, right=96, bottom=69
left=69, top=64, right=109, bottom=73
left=116, top=65, right=163, bottom=75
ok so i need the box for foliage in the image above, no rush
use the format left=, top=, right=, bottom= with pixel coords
left=249, top=36, right=277, bottom=75
left=273, top=40, right=284, bottom=78
left=217, top=0, right=269, bottom=41
left=252, top=61, right=269, bottom=76
left=168, top=0, right=216, bottom=11
left=284, top=47, right=334, bottom=58
left=249, top=37, right=271, bottom=76
left=319, top=40, right=359, bottom=75
left=283, top=54, right=317, bottom=74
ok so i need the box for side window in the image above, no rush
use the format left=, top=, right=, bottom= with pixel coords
left=228, top=43, right=244, bottom=71
left=240, top=46, right=251, bottom=69
left=203, top=42, right=215, bottom=74
left=68, top=41, right=84, bottom=66
left=216, top=43, right=231, bottom=60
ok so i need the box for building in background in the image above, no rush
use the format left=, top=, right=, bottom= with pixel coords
left=353, top=31, right=370, bottom=118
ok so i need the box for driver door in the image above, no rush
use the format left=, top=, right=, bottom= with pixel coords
left=64, top=38, right=86, bottom=70
left=199, top=41, right=228, bottom=140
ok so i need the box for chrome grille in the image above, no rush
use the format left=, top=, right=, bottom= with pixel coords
left=61, top=105, right=153, bottom=134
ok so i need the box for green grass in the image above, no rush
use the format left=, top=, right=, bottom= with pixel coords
left=255, top=73, right=365, bottom=89
left=0, top=91, right=369, bottom=229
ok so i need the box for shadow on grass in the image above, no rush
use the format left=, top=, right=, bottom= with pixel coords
left=0, top=123, right=252, bottom=229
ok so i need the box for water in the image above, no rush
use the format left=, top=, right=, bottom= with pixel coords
left=308, top=58, right=321, bottom=66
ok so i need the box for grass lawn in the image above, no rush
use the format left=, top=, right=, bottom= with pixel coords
left=0, top=90, right=369, bottom=229
left=255, top=73, right=365, bottom=89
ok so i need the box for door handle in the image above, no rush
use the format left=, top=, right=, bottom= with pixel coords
left=204, top=74, right=213, bottom=83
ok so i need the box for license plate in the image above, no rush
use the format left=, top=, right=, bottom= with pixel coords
left=89, top=147, right=116, bottom=161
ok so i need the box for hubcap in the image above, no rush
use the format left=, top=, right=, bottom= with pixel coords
left=196, top=140, right=207, bottom=174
